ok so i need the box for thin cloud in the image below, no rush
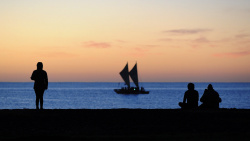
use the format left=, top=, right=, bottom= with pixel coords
left=163, top=28, right=212, bottom=35
left=159, top=37, right=213, bottom=48
left=193, top=37, right=211, bottom=44
left=213, top=51, right=250, bottom=58
left=235, top=34, right=250, bottom=39
left=83, top=41, right=111, bottom=48
left=237, top=40, right=250, bottom=45
left=115, top=40, right=127, bottom=43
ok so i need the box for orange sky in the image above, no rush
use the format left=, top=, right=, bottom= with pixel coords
left=0, top=0, right=250, bottom=82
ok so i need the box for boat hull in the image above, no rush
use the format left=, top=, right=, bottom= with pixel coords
left=114, top=88, right=149, bottom=94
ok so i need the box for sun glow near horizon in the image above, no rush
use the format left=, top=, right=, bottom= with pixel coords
left=0, top=0, right=250, bottom=82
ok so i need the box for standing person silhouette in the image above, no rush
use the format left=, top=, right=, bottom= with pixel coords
left=31, top=62, right=48, bottom=109
left=179, top=83, right=199, bottom=109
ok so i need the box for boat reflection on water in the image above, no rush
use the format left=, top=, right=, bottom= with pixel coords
left=114, top=62, right=149, bottom=94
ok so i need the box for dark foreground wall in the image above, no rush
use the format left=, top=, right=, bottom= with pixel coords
left=0, top=109, right=250, bottom=140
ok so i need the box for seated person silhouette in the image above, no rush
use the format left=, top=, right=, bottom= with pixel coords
left=179, top=83, right=199, bottom=109
left=31, top=62, right=48, bottom=110
left=199, top=84, right=222, bottom=109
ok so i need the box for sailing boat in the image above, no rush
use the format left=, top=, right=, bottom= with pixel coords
left=114, top=63, right=149, bottom=94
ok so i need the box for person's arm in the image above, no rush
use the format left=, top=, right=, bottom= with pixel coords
left=218, top=97, right=222, bottom=103
left=216, top=91, right=222, bottom=102
left=200, top=89, right=207, bottom=102
left=197, top=91, right=199, bottom=102
left=200, top=96, right=203, bottom=102
left=31, top=71, right=36, bottom=80
left=183, top=93, right=187, bottom=103
left=45, top=71, right=48, bottom=90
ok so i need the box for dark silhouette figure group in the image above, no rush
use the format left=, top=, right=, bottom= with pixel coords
left=30, top=62, right=222, bottom=110
left=31, top=62, right=48, bottom=110
left=179, top=83, right=222, bottom=109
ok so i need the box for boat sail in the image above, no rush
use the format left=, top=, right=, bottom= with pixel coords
left=119, top=63, right=130, bottom=88
left=129, top=63, right=139, bottom=88
left=114, top=62, right=149, bottom=94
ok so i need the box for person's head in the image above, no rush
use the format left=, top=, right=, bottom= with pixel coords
left=187, top=83, right=194, bottom=90
left=37, top=62, right=43, bottom=70
left=207, top=84, right=213, bottom=90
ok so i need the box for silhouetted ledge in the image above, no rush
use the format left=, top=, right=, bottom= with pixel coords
left=0, top=109, right=250, bottom=141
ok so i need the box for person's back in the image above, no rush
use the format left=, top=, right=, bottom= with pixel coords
left=185, top=89, right=199, bottom=108
left=200, top=84, right=221, bottom=109
left=31, top=69, right=48, bottom=90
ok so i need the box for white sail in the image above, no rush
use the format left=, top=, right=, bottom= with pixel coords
left=129, top=63, right=139, bottom=88
left=120, top=63, right=130, bottom=88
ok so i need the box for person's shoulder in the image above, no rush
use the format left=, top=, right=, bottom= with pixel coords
left=185, top=90, right=190, bottom=94
left=213, top=90, right=219, bottom=94
left=185, top=90, right=195, bottom=95
left=42, top=70, right=47, bottom=75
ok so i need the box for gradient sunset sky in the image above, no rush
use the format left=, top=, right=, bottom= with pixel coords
left=0, top=0, right=250, bottom=82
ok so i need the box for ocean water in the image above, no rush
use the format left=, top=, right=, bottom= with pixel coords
left=0, top=82, right=249, bottom=109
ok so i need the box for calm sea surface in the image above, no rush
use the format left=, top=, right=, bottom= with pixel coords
left=0, top=82, right=249, bottom=109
